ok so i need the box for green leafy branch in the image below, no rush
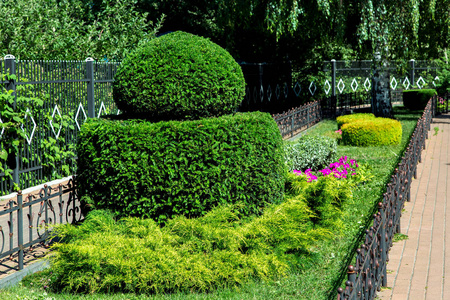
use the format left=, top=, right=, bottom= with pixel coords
left=0, top=74, right=76, bottom=190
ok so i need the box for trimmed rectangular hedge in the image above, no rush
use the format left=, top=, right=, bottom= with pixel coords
left=403, top=89, right=437, bottom=110
left=77, top=112, right=285, bottom=224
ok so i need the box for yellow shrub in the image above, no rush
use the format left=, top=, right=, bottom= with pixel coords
left=341, top=118, right=402, bottom=146
left=336, top=113, right=375, bottom=129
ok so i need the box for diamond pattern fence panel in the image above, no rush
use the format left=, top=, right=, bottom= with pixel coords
left=0, top=57, right=120, bottom=195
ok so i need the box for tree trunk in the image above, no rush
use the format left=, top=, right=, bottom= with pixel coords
left=372, top=52, right=393, bottom=118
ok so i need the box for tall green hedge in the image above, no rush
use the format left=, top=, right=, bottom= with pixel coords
left=403, top=89, right=437, bottom=110
left=77, top=112, right=285, bottom=224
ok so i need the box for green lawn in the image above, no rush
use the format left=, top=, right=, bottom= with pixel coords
left=1, top=107, right=422, bottom=300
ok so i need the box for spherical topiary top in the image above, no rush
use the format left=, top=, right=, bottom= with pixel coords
left=113, top=31, right=246, bottom=120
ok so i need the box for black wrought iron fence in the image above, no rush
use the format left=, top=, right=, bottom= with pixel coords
left=336, top=97, right=434, bottom=299
left=273, top=91, right=371, bottom=139
left=435, top=93, right=450, bottom=115
left=272, top=101, right=322, bottom=138
left=335, top=91, right=371, bottom=116
left=0, top=56, right=119, bottom=195
left=0, top=177, right=81, bottom=272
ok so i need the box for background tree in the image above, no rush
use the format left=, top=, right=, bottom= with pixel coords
left=0, top=0, right=161, bottom=60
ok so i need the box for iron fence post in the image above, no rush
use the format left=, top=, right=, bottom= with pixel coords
left=409, top=59, right=415, bottom=88
left=347, top=265, right=356, bottom=299
left=379, top=202, right=387, bottom=287
left=291, top=114, right=294, bottom=138
left=330, top=60, right=337, bottom=117
left=17, top=191, right=23, bottom=269
left=44, top=185, right=49, bottom=239
left=86, top=57, right=95, bottom=118
left=4, top=55, right=20, bottom=189
left=331, top=59, right=337, bottom=97
left=447, top=93, right=449, bottom=113
left=432, top=95, right=435, bottom=117
left=307, top=104, right=310, bottom=128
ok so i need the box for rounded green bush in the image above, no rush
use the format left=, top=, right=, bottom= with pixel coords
left=341, top=118, right=402, bottom=146
left=113, top=31, right=246, bottom=120
left=403, top=89, right=437, bottom=110
left=336, top=113, right=375, bottom=129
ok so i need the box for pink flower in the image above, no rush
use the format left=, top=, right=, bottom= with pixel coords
left=293, top=170, right=303, bottom=175
left=292, top=156, right=359, bottom=182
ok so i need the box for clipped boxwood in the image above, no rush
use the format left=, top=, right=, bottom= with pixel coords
left=77, top=112, right=285, bottom=224
left=113, top=31, right=246, bottom=121
left=403, top=89, right=437, bottom=110
left=336, top=113, right=376, bottom=129
left=284, top=135, right=337, bottom=171
left=341, top=118, right=402, bottom=146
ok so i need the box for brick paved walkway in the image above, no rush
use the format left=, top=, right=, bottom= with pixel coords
left=378, top=113, right=450, bottom=299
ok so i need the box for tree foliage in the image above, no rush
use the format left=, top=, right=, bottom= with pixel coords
left=1, top=0, right=449, bottom=65
left=140, top=0, right=450, bottom=64
left=0, top=0, right=162, bottom=60
left=356, top=0, right=450, bottom=60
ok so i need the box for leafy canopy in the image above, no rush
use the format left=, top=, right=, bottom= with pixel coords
left=0, top=0, right=162, bottom=60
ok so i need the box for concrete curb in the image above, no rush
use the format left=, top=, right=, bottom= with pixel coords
left=0, top=259, right=50, bottom=289
left=0, top=176, right=72, bottom=202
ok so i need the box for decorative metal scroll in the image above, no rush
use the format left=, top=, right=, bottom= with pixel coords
left=0, top=177, right=81, bottom=271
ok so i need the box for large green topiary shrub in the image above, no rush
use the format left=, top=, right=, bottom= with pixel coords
left=403, top=89, right=437, bottom=110
left=77, top=112, right=285, bottom=224
left=341, top=118, right=402, bottom=146
left=113, top=31, right=246, bottom=121
left=284, top=135, right=337, bottom=171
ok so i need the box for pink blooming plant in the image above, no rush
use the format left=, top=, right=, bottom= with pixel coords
left=293, top=156, right=358, bottom=182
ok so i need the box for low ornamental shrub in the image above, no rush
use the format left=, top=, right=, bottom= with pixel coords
left=403, top=89, right=437, bottom=110
left=336, top=113, right=375, bottom=129
left=45, top=201, right=329, bottom=294
left=77, top=112, right=285, bottom=224
left=284, top=135, right=337, bottom=171
left=112, top=31, right=246, bottom=121
left=341, top=117, right=402, bottom=146
left=286, top=156, right=372, bottom=232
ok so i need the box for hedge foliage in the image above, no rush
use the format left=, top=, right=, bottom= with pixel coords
left=112, top=31, right=246, bottom=121
left=341, top=118, right=402, bottom=146
left=336, top=113, right=375, bottom=129
left=284, top=135, right=337, bottom=171
left=77, top=112, right=285, bottom=224
left=403, top=89, right=437, bottom=110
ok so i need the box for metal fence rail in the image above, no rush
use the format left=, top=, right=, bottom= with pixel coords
left=0, top=56, right=119, bottom=195
left=0, top=177, right=81, bottom=271
left=337, top=97, right=434, bottom=299
left=273, top=91, right=371, bottom=138
left=272, top=101, right=322, bottom=138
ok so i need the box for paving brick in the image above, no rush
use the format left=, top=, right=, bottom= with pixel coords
left=381, top=113, right=450, bottom=299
